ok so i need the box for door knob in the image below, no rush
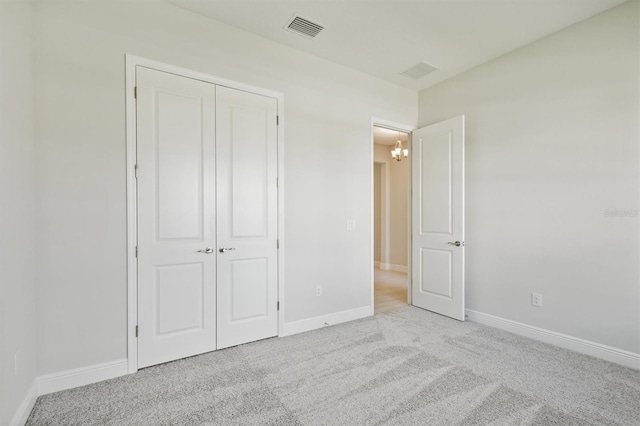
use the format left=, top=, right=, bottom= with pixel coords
left=197, top=247, right=214, bottom=253
left=219, top=247, right=237, bottom=253
left=447, top=241, right=463, bottom=247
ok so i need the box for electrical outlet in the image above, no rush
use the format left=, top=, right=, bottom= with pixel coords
left=316, top=285, right=322, bottom=297
left=531, top=293, right=543, bottom=307
left=346, top=220, right=356, bottom=231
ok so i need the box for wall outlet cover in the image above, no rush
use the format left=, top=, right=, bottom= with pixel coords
left=531, top=293, right=543, bottom=307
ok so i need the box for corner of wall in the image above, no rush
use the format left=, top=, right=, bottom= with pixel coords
left=0, top=0, right=39, bottom=424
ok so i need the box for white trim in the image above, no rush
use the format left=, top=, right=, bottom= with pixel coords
left=276, top=88, right=285, bottom=339
left=370, top=121, right=375, bottom=313
left=10, top=379, right=37, bottom=426
left=37, top=359, right=129, bottom=396
left=125, top=54, right=285, bottom=372
left=126, top=55, right=283, bottom=98
left=280, top=306, right=372, bottom=337
left=406, top=132, right=413, bottom=306
left=379, top=262, right=408, bottom=273
left=125, top=55, right=138, bottom=375
left=466, top=309, right=640, bottom=370
left=370, top=117, right=415, bottom=312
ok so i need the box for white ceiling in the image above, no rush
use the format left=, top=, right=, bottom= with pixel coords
left=168, top=0, right=627, bottom=91
left=374, top=126, right=409, bottom=146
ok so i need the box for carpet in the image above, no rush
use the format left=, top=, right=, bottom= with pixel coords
left=27, top=306, right=640, bottom=425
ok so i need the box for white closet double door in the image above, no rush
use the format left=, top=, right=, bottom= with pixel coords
left=136, top=67, right=278, bottom=368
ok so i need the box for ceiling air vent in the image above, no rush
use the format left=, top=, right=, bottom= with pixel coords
left=284, top=14, right=324, bottom=39
left=399, top=61, right=439, bottom=80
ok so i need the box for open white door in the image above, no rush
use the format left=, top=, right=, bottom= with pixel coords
left=215, top=86, right=279, bottom=349
left=136, top=67, right=217, bottom=368
left=411, top=116, right=465, bottom=321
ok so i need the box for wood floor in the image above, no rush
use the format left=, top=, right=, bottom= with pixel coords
left=374, top=267, right=408, bottom=313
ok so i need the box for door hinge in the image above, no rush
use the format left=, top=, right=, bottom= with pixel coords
left=277, top=239, right=279, bottom=249
left=135, top=325, right=139, bottom=337
left=135, top=246, right=138, bottom=257
left=276, top=115, right=279, bottom=126
left=134, top=164, right=139, bottom=179
left=134, top=86, right=137, bottom=99
left=277, top=301, right=280, bottom=311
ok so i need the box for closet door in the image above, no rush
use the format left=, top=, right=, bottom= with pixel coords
left=215, top=86, right=279, bottom=349
left=136, top=67, right=217, bottom=368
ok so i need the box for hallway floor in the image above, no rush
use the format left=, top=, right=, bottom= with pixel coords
left=374, top=267, right=407, bottom=313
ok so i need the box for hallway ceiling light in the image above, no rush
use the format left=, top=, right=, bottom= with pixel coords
left=391, top=132, right=408, bottom=162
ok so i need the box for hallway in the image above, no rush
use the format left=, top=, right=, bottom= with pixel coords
left=374, top=267, right=407, bottom=313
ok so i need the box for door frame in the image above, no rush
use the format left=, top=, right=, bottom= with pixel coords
left=125, top=55, right=285, bottom=374
left=370, top=118, right=415, bottom=311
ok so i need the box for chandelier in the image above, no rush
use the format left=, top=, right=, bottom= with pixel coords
left=390, top=132, right=408, bottom=162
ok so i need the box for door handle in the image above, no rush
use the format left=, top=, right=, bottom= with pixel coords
left=219, top=247, right=237, bottom=253
left=197, top=247, right=214, bottom=253
left=447, top=241, right=463, bottom=247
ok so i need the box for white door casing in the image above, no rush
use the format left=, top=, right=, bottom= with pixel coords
left=411, top=116, right=465, bottom=321
left=215, top=86, right=279, bottom=349
left=136, top=67, right=217, bottom=368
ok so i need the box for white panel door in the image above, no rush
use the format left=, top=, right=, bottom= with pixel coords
left=216, top=86, right=278, bottom=349
left=411, top=116, right=465, bottom=320
left=137, top=67, right=217, bottom=368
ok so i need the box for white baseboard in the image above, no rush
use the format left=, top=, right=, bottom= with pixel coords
left=32, top=307, right=371, bottom=398
left=280, top=305, right=373, bottom=337
left=379, top=263, right=408, bottom=273
left=37, top=358, right=128, bottom=395
left=10, top=379, right=37, bottom=426
left=466, top=309, right=640, bottom=370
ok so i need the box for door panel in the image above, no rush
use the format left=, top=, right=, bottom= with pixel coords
left=137, top=67, right=217, bottom=368
left=420, top=132, right=452, bottom=234
left=230, top=258, right=269, bottom=321
left=155, top=263, right=204, bottom=335
left=412, top=116, right=465, bottom=321
left=419, top=249, right=452, bottom=298
left=230, top=106, right=269, bottom=239
left=156, top=91, right=204, bottom=240
left=216, top=86, right=278, bottom=349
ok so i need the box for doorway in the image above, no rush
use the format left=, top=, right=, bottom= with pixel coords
left=372, top=125, right=410, bottom=313
left=371, top=116, right=466, bottom=321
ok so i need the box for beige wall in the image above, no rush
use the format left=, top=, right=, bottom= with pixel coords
left=374, top=163, right=382, bottom=262
left=374, top=142, right=409, bottom=268
left=0, top=1, right=38, bottom=423
left=419, top=1, right=639, bottom=353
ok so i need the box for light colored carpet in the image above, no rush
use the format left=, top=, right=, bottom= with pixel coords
left=27, top=306, right=640, bottom=425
